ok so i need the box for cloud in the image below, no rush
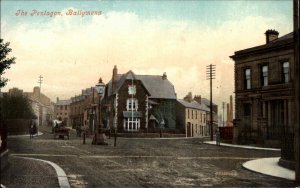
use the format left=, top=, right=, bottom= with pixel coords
left=1, top=9, right=292, bottom=113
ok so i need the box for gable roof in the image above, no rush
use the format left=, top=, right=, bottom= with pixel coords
left=177, top=99, right=210, bottom=111
left=106, top=71, right=176, bottom=99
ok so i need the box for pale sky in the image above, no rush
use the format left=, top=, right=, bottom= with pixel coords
left=1, top=0, right=293, bottom=115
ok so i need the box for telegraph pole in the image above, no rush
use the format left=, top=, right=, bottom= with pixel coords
left=206, top=64, right=216, bottom=141
left=38, top=75, right=43, bottom=98
left=222, top=102, right=225, bottom=127
left=294, top=0, right=300, bottom=182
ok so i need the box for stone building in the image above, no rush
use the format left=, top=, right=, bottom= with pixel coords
left=54, top=98, right=72, bottom=126
left=230, top=29, right=294, bottom=153
left=103, top=66, right=177, bottom=133
left=197, top=97, right=218, bottom=134
left=176, top=92, right=210, bottom=137
left=23, top=87, right=54, bottom=127
left=69, top=87, right=100, bottom=132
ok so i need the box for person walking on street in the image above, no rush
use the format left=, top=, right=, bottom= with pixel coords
left=216, top=129, right=220, bottom=146
left=29, top=124, right=34, bottom=139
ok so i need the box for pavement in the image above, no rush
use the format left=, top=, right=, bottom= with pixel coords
left=205, top=140, right=296, bottom=181
left=1, top=129, right=70, bottom=188
left=8, top=131, right=44, bottom=138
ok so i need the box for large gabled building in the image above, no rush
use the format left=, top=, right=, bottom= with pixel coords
left=103, top=66, right=177, bottom=133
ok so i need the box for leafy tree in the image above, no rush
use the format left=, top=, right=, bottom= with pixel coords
left=1, top=94, right=36, bottom=119
left=0, top=38, right=16, bottom=88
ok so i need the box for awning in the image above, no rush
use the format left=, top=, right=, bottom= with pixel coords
left=123, top=111, right=142, bottom=118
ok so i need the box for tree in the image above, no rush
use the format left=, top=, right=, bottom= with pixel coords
left=0, top=38, right=16, bottom=88
left=0, top=94, right=36, bottom=119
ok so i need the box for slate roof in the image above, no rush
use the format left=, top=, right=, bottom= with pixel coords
left=107, top=71, right=177, bottom=99
left=177, top=99, right=210, bottom=112
left=201, top=98, right=217, bottom=107
left=137, top=75, right=176, bottom=99
left=56, top=99, right=72, bottom=106
left=231, top=32, right=293, bottom=59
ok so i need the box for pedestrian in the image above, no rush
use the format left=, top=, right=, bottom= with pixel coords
left=29, top=124, right=34, bottom=139
left=216, top=129, right=220, bottom=146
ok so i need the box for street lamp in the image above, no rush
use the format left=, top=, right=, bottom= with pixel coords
left=92, top=78, right=107, bottom=145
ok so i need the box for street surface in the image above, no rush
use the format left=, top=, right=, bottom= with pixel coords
left=2, top=126, right=297, bottom=187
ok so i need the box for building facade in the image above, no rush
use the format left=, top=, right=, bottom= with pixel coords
left=69, top=87, right=100, bottom=132
left=176, top=92, right=209, bottom=137
left=54, top=98, right=72, bottom=126
left=23, top=87, right=54, bottom=127
left=103, top=66, right=177, bottom=133
left=231, top=30, right=294, bottom=153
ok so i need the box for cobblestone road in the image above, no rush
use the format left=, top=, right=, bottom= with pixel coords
left=3, top=126, right=297, bottom=187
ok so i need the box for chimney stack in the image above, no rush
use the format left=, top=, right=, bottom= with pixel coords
left=227, top=103, right=230, bottom=124
left=112, top=65, right=118, bottom=94
left=162, top=72, right=167, bottom=80
left=184, top=92, right=193, bottom=103
left=56, top=97, right=59, bottom=103
left=33, top=86, right=40, bottom=96
left=194, top=95, right=202, bottom=104
left=265, top=29, right=279, bottom=44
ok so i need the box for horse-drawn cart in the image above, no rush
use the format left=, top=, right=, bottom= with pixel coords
left=53, top=119, right=70, bottom=139
left=53, top=127, right=70, bottom=139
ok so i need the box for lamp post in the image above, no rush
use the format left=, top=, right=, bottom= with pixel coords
left=92, top=78, right=106, bottom=145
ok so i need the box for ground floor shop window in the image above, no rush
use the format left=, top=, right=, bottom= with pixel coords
left=123, top=118, right=140, bottom=131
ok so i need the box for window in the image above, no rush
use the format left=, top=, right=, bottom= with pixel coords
left=123, top=118, right=140, bottom=131
left=126, top=98, right=138, bottom=111
left=191, top=110, right=194, bottom=119
left=187, top=109, right=190, bottom=119
left=65, top=105, right=67, bottom=110
left=282, top=62, right=289, bottom=83
left=261, top=65, right=268, bottom=86
left=128, top=85, right=136, bottom=95
left=244, top=69, right=251, bottom=89
left=60, top=106, right=63, bottom=110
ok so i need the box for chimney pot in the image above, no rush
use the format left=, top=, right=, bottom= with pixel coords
left=162, top=72, right=167, bottom=80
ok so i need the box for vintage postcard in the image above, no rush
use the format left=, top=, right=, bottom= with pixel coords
left=0, top=0, right=298, bottom=187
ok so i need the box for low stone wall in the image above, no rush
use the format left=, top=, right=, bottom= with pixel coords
left=5, top=119, right=31, bottom=135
